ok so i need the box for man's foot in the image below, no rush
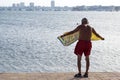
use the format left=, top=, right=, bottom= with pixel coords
left=74, top=73, right=82, bottom=78
left=83, top=73, right=88, bottom=78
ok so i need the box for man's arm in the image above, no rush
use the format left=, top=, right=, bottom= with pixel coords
left=61, top=25, right=80, bottom=37
left=92, top=28, right=105, bottom=40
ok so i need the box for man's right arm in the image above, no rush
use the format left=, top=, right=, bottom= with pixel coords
left=61, top=25, right=80, bottom=37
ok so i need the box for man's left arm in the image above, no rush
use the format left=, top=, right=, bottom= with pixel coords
left=92, top=28, right=105, bottom=40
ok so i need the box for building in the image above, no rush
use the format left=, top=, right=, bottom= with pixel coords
left=19, top=2, right=25, bottom=8
left=29, top=2, right=34, bottom=7
left=12, top=3, right=16, bottom=7
left=51, top=0, right=55, bottom=8
left=16, top=3, right=20, bottom=7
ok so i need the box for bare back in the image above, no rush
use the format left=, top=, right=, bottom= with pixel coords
left=79, top=25, right=92, bottom=41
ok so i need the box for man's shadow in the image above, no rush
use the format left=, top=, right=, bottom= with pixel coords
left=69, top=77, right=88, bottom=80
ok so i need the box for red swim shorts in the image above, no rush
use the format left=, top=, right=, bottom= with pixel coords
left=74, top=40, right=92, bottom=56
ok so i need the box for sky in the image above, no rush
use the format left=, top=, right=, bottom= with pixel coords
left=0, top=0, right=120, bottom=7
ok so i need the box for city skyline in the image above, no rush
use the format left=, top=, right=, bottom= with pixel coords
left=0, top=0, right=120, bottom=7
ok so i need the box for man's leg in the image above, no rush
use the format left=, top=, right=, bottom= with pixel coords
left=77, top=55, right=82, bottom=74
left=74, top=54, right=82, bottom=78
left=85, top=56, right=90, bottom=74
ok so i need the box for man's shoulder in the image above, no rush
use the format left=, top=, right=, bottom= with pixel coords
left=87, top=25, right=91, bottom=27
left=76, top=25, right=82, bottom=29
left=87, top=25, right=93, bottom=29
left=78, top=25, right=83, bottom=28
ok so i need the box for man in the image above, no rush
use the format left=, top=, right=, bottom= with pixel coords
left=61, top=18, right=104, bottom=78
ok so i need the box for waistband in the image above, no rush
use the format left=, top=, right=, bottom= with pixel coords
left=78, top=40, right=91, bottom=42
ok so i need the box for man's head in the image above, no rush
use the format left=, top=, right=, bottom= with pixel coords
left=81, top=18, right=88, bottom=25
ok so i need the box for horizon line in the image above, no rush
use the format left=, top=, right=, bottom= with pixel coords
left=0, top=5, right=120, bottom=7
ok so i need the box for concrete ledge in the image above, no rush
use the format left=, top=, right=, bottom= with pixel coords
left=0, top=72, right=120, bottom=80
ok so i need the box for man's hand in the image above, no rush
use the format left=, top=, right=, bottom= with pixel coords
left=101, top=37, right=105, bottom=40
left=60, top=34, right=65, bottom=37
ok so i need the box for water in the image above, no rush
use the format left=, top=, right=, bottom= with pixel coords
left=0, top=11, right=120, bottom=72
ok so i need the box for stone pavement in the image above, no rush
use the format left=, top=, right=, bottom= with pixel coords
left=0, top=72, right=120, bottom=80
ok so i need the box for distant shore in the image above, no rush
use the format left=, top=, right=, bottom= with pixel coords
left=0, top=5, right=120, bottom=11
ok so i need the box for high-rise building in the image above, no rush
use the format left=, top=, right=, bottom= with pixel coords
left=51, top=0, right=55, bottom=8
left=16, top=3, right=20, bottom=7
left=20, top=2, right=25, bottom=8
left=12, top=3, right=16, bottom=7
left=29, top=2, right=34, bottom=7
